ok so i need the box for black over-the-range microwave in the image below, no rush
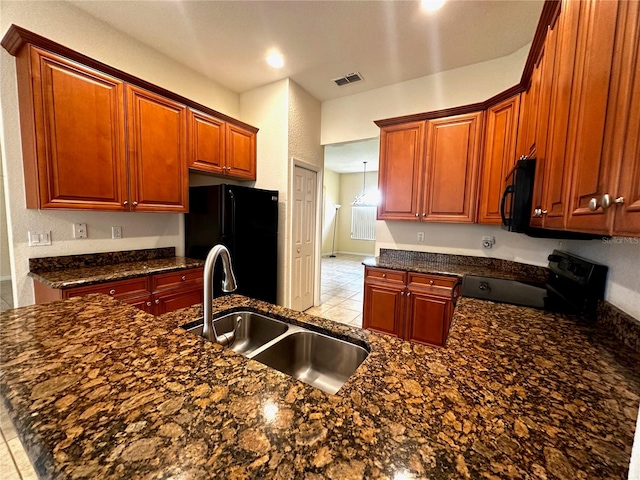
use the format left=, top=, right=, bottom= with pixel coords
left=500, top=157, right=603, bottom=239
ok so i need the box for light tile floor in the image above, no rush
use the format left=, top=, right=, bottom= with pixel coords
left=0, top=403, right=38, bottom=480
left=306, top=253, right=370, bottom=328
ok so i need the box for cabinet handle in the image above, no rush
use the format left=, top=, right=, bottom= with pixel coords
left=132, top=201, right=138, bottom=207
left=109, top=289, right=116, bottom=295
left=181, top=275, right=186, bottom=281
left=146, top=301, right=152, bottom=307
left=155, top=299, right=160, bottom=304
left=123, top=201, right=128, bottom=206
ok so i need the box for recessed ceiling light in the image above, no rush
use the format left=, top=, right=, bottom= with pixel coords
left=421, top=0, right=445, bottom=12
left=266, top=51, right=284, bottom=69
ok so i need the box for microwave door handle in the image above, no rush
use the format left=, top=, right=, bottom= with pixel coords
left=500, top=185, right=514, bottom=227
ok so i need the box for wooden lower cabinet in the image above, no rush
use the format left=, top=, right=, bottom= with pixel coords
left=363, top=266, right=458, bottom=347
left=34, top=267, right=203, bottom=316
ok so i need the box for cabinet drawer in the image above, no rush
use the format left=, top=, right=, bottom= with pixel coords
left=64, top=277, right=150, bottom=300
left=365, top=267, right=406, bottom=285
left=152, top=268, right=203, bottom=292
left=408, top=273, right=458, bottom=296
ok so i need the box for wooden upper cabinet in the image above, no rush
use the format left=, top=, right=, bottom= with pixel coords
left=537, top=0, right=579, bottom=230
left=564, top=0, right=620, bottom=233
left=20, top=46, right=127, bottom=210
left=226, top=123, right=257, bottom=180
left=478, top=95, right=521, bottom=224
left=423, top=112, right=482, bottom=222
left=188, top=109, right=225, bottom=175
left=609, top=0, right=640, bottom=236
left=126, top=85, right=188, bottom=213
left=377, top=122, right=425, bottom=221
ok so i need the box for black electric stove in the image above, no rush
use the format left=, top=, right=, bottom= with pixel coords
left=461, top=250, right=608, bottom=319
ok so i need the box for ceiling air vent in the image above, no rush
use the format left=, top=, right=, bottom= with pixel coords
left=333, top=72, right=364, bottom=87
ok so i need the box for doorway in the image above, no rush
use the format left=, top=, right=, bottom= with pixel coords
left=291, top=164, right=318, bottom=311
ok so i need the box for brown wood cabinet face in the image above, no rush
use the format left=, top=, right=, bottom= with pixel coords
left=363, top=281, right=405, bottom=338
left=538, top=0, right=580, bottom=230
left=612, top=0, right=640, bottom=235
left=406, top=291, right=451, bottom=347
left=423, top=113, right=482, bottom=223
left=226, top=123, right=257, bottom=180
left=377, top=122, right=425, bottom=221
left=63, top=277, right=150, bottom=301
left=26, top=47, right=127, bottom=210
left=153, top=285, right=204, bottom=315
left=188, top=109, right=225, bottom=175
left=478, top=96, right=521, bottom=224
left=126, top=85, right=188, bottom=213
left=564, top=0, right=620, bottom=233
left=530, top=19, right=560, bottom=228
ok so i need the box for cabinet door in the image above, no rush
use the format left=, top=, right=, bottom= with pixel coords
left=153, top=285, right=204, bottom=315
left=188, top=109, right=225, bottom=175
left=539, top=0, right=579, bottom=230
left=423, top=112, right=482, bottom=223
left=406, top=291, right=452, bottom=347
left=611, top=0, right=640, bottom=236
left=26, top=47, right=127, bottom=210
left=226, top=123, right=257, bottom=180
left=126, top=85, right=188, bottom=212
left=478, top=96, right=521, bottom=224
left=377, top=122, right=425, bottom=221
left=363, top=281, right=405, bottom=338
left=564, top=0, right=620, bottom=233
left=530, top=17, right=560, bottom=228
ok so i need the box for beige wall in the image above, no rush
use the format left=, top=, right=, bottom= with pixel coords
left=322, top=170, right=340, bottom=255
left=0, top=0, right=242, bottom=307
left=321, top=44, right=530, bottom=145
left=0, top=155, right=11, bottom=279
left=337, top=172, right=377, bottom=256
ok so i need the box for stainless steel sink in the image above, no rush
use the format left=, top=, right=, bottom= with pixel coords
left=251, top=331, right=369, bottom=395
left=183, top=311, right=369, bottom=394
left=184, top=311, right=289, bottom=356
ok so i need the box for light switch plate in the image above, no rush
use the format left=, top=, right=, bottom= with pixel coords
left=28, top=231, right=52, bottom=246
left=73, top=223, right=87, bottom=239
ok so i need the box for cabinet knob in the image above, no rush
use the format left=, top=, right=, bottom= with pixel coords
left=155, top=299, right=160, bottom=304
left=181, top=275, right=186, bottom=281
left=407, top=292, right=411, bottom=297
left=109, top=289, right=116, bottom=295
left=401, top=291, right=405, bottom=296
left=132, top=201, right=138, bottom=207
left=382, top=273, right=386, bottom=278
left=422, top=213, right=426, bottom=217
left=600, top=194, right=624, bottom=209
left=588, top=198, right=600, bottom=211
left=415, top=213, right=419, bottom=217
left=429, top=280, right=434, bottom=285
left=123, top=201, right=128, bottom=206
left=146, top=301, right=152, bottom=307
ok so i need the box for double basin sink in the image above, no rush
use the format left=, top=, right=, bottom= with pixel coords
left=183, top=311, right=369, bottom=395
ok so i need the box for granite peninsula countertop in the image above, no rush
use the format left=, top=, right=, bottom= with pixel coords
left=1, top=294, right=639, bottom=479
left=364, top=249, right=549, bottom=284
left=28, top=256, right=204, bottom=289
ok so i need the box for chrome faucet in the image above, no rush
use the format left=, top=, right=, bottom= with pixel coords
left=203, top=244, right=238, bottom=345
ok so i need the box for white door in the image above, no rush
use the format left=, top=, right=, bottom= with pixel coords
left=292, top=166, right=317, bottom=311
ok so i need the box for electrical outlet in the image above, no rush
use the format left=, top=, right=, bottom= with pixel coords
left=112, top=226, right=122, bottom=239
left=73, top=223, right=87, bottom=239
left=482, top=235, right=495, bottom=249
left=417, top=231, right=425, bottom=243
left=28, top=231, right=52, bottom=246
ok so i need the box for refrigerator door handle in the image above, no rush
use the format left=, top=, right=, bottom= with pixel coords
left=228, top=189, right=236, bottom=235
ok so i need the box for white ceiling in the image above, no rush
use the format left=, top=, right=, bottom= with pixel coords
left=69, top=0, right=543, bottom=173
left=324, top=138, right=380, bottom=173
left=69, top=0, right=544, bottom=103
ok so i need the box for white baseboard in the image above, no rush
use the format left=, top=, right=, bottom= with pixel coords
left=328, top=251, right=375, bottom=257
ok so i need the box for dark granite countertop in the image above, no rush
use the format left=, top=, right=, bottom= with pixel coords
left=28, top=256, right=205, bottom=289
left=1, top=293, right=639, bottom=479
left=364, top=249, right=549, bottom=284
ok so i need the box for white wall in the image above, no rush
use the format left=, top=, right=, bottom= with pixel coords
left=321, top=44, right=530, bottom=145
left=239, top=79, right=289, bottom=306
left=0, top=0, right=241, bottom=308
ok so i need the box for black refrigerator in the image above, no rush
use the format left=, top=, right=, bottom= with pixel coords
left=185, top=184, right=278, bottom=304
